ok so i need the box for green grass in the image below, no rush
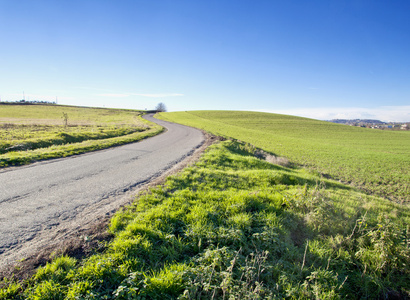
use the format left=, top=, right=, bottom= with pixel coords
left=0, top=104, right=163, bottom=167
left=3, top=141, right=409, bottom=299
left=158, top=110, right=410, bottom=203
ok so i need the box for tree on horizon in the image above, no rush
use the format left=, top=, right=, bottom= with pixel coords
left=155, top=102, right=167, bottom=112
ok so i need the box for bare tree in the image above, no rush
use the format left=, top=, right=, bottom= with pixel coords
left=155, top=102, right=167, bottom=112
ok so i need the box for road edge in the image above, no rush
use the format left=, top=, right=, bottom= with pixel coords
left=0, top=130, right=218, bottom=284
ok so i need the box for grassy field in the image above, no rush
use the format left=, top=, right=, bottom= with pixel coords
left=1, top=108, right=409, bottom=299
left=158, top=111, right=410, bottom=204
left=0, top=104, right=163, bottom=167
left=2, top=140, right=408, bottom=299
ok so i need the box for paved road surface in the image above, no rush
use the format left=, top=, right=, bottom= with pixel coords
left=0, top=114, right=203, bottom=266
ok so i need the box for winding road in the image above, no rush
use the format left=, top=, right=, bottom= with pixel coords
left=0, top=114, right=204, bottom=269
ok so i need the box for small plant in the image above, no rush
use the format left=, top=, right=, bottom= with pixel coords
left=62, top=112, right=68, bottom=127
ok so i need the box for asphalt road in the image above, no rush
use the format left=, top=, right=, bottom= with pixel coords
left=0, top=114, right=204, bottom=264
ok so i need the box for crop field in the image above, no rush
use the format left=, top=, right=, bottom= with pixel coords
left=2, top=140, right=408, bottom=299
left=0, top=104, right=163, bottom=167
left=158, top=111, right=410, bottom=203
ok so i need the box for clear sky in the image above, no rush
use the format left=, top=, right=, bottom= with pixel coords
left=1, top=0, right=409, bottom=121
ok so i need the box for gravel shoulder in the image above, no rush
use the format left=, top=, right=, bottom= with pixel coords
left=0, top=115, right=214, bottom=280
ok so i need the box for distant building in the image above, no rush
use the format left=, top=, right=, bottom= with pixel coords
left=328, top=119, right=409, bottom=130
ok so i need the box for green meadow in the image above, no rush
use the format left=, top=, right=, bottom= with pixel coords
left=0, top=104, right=163, bottom=167
left=1, top=109, right=409, bottom=299
left=158, top=111, right=410, bottom=204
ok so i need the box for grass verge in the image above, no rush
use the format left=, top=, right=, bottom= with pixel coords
left=2, top=140, right=408, bottom=299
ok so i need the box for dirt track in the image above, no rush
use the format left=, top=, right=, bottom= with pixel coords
left=0, top=115, right=213, bottom=279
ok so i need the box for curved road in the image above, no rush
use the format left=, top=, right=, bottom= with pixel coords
left=0, top=115, right=204, bottom=267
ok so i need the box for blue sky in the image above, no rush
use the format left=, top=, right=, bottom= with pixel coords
left=1, top=1, right=409, bottom=121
